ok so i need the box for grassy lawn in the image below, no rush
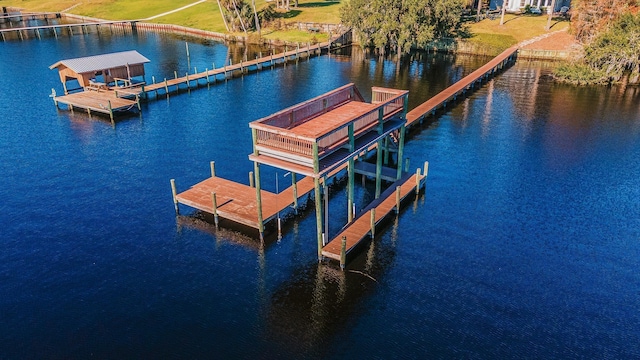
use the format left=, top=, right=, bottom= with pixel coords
left=1, top=1, right=570, bottom=47
left=466, top=13, right=570, bottom=43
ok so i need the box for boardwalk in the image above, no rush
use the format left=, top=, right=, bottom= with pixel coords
left=322, top=171, right=426, bottom=264
left=406, top=45, right=518, bottom=127
left=145, top=42, right=329, bottom=96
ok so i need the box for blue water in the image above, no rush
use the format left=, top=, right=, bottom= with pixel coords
left=1, top=29, right=639, bottom=359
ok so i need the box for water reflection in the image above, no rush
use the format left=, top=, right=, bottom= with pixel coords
left=264, top=224, right=399, bottom=357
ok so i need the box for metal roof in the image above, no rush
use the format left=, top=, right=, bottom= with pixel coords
left=49, top=50, right=150, bottom=74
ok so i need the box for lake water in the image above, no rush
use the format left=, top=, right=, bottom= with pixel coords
left=1, top=26, right=639, bottom=359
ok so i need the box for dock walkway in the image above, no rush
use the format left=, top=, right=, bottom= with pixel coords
left=322, top=171, right=426, bottom=264
left=52, top=89, right=140, bottom=121
left=406, top=45, right=518, bottom=127
left=144, top=42, right=328, bottom=95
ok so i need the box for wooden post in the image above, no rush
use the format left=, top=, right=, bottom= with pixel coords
left=107, top=100, right=114, bottom=123
left=254, top=162, right=264, bottom=241
left=375, top=140, right=383, bottom=199
left=396, top=125, right=406, bottom=180
left=405, top=157, right=410, bottom=172
left=174, top=70, right=178, bottom=79
left=51, top=89, right=58, bottom=107
left=415, top=168, right=422, bottom=195
left=205, top=68, right=210, bottom=84
left=249, top=171, right=254, bottom=188
left=424, top=161, right=429, bottom=179
left=164, top=78, right=169, bottom=95
left=395, top=186, right=401, bottom=214
left=211, top=192, right=219, bottom=228
left=348, top=123, right=355, bottom=223
left=291, top=172, right=298, bottom=213
left=170, top=179, right=179, bottom=214
left=152, top=75, right=156, bottom=84
left=314, top=177, right=323, bottom=261
left=383, top=137, right=390, bottom=165
left=210, top=161, right=216, bottom=177
left=185, top=72, right=190, bottom=91
left=370, top=208, right=376, bottom=237
left=340, top=236, right=347, bottom=270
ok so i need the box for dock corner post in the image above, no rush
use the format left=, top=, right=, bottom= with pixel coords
left=396, top=125, right=406, bottom=180
left=370, top=208, right=376, bottom=238
left=423, top=161, right=429, bottom=179
left=395, top=186, right=401, bottom=214
left=210, top=161, right=216, bottom=177
left=107, top=100, right=114, bottom=124
left=249, top=171, right=255, bottom=188
left=135, top=94, right=141, bottom=111
left=314, top=176, right=323, bottom=262
left=415, top=167, right=422, bottom=195
left=291, top=172, right=298, bottom=214
left=340, top=236, right=347, bottom=270
left=254, top=162, right=265, bottom=241
left=170, top=179, right=179, bottom=215
left=51, top=88, right=58, bottom=107
left=211, top=192, right=219, bottom=229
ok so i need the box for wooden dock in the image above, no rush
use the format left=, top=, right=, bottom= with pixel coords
left=406, top=45, right=518, bottom=127
left=144, top=42, right=329, bottom=96
left=322, top=170, right=427, bottom=265
left=52, top=89, right=140, bottom=122
left=0, top=20, right=134, bottom=41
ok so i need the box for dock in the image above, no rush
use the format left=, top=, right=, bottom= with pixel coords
left=174, top=165, right=318, bottom=229
left=406, top=45, right=518, bottom=127
left=322, top=169, right=427, bottom=265
left=52, top=89, right=140, bottom=121
left=144, top=42, right=329, bottom=96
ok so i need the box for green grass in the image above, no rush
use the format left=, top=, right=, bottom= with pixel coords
left=148, top=2, right=228, bottom=33
left=466, top=13, right=570, bottom=43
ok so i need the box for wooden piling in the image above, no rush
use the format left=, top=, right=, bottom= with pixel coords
left=211, top=192, right=219, bottom=228
left=170, top=179, right=179, bottom=214
left=340, top=236, right=347, bottom=270
left=210, top=161, right=216, bottom=177
left=423, top=161, right=429, bottom=179
left=370, top=208, right=376, bottom=237
left=291, top=172, right=298, bottom=212
left=249, top=171, right=254, bottom=188
left=395, top=186, right=401, bottom=213
left=107, top=100, right=114, bottom=123
left=415, top=168, right=422, bottom=194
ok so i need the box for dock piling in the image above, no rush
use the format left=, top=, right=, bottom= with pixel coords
left=170, top=179, right=179, bottom=214
left=415, top=168, right=422, bottom=194
left=249, top=171, right=254, bottom=188
left=395, top=186, right=401, bottom=214
left=340, top=236, right=347, bottom=270
left=211, top=192, right=219, bottom=229
left=210, top=161, right=216, bottom=177
left=370, top=208, right=376, bottom=237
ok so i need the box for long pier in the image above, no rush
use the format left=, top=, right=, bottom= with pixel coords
left=144, top=42, right=329, bottom=97
left=322, top=168, right=427, bottom=267
left=406, top=45, right=519, bottom=127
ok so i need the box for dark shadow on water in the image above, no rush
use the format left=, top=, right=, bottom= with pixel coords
left=263, top=222, right=399, bottom=357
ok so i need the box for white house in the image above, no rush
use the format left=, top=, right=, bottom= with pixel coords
left=490, top=0, right=571, bottom=13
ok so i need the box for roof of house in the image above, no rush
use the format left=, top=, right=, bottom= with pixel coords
left=49, top=50, right=150, bottom=73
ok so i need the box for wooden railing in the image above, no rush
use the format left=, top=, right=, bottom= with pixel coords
left=251, top=85, right=408, bottom=169
left=255, top=83, right=364, bottom=129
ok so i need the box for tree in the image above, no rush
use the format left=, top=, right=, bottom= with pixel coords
left=252, top=0, right=261, bottom=35
left=341, top=0, right=464, bottom=56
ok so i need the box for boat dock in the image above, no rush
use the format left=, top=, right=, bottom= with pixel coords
left=52, top=89, right=140, bottom=121
left=322, top=168, right=427, bottom=267
left=144, top=42, right=329, bottom=96
left=172, top=83, right=421, bottom=266
left=406, top=45, right=518, bottom=127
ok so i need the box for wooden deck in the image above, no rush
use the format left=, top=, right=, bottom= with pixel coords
left=144, top=42, right=329, bottom=95
left=174, top=164, right=349, bottom=229
left=406, top=45, right=518, bottom=127
left=175, top=173, right=315, bottom=229
left=322, top=171, right=426, bottom=261
left=53, top=90, right=139, bottom=118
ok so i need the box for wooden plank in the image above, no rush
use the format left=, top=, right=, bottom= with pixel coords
left=322, top=173, right=425, bottom=260
left=54, top=90, right=136, bottom=114
left=406, top=45, right=518, bottom=127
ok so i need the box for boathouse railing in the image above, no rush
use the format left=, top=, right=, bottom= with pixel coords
left=251, top=85, right=408, bottom=169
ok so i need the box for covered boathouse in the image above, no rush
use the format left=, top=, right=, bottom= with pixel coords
left=49, top=50, right=149, bottom=94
